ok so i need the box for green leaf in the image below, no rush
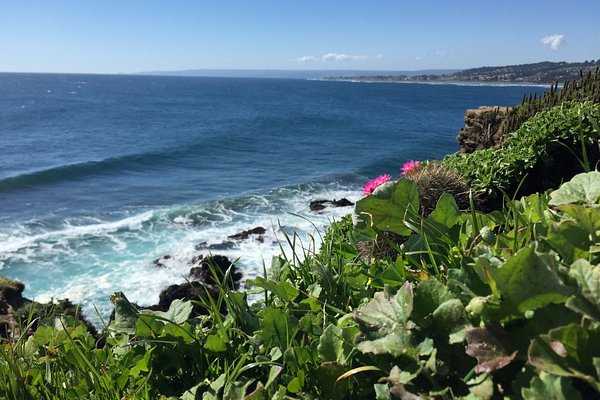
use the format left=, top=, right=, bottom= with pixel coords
left=318, top=324, right=345, bottom=364
left=109, top=291, right=139, bottom=335
left=353, top=283, right=416, bottom=357
left=204, top=334, right=228, bottom=353
left=135, top=314, right=163, bottom=337
left=428, top=193, right=461, bottom=229
left=557, top=204, right=600, bottom=235
left=487, top=246, right=574, bottom=315
left=548, top=171, right=600, bottom=206
left=522, top=373, right=582, bottom=400
left=354, top=179, right=419, bottom=236
left=412, top=279, right=455, bottom=324
left=569, top=259, right=600, bottom=306
left=258, top=308, right=296, bottom=349
left=547, top=221, right=592, bottom=265
left=529, top=323, right=600, bottom=390
left=265, top=365, right=283, bottom=389
left=249, top=276, right=299, bottom=302
left=159, top=299, right=193, bottom=324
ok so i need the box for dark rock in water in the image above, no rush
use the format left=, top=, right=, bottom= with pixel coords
left=189, top=255, right=242, bottom=288
left=195, top=241, right=237, bottom=251
left=310, top=198, right=354, bottom=212
left=156, top=281, right=221, bottom=314
left=228, top=226, right=266, bottom=240
left=154, top=255, right=242, bottom=316
left=153, top=254, right=172, bottom=268
left=331, top=198, right=354, bottom=207
left=310, top=200, right=328, bottom=211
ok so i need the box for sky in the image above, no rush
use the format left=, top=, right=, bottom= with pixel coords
left=1, top=0, right=599, bottom=74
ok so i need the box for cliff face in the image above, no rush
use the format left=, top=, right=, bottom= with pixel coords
left=457, top=106, right=513, bottom=153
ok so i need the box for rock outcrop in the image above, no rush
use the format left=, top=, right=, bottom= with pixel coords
left=457, top=106, right=513, bottom=153
left=154, top=255, right=242, bottom=315
left=309, top=198, right=354, bottom=212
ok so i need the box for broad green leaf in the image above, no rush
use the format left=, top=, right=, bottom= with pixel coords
left=557, top=204, right=600, bottom=235
left=487, top=246, right=573, bottom=315
left=548, top=171, right=600, bottom=206
left=353, top=283, right=416, bottom=357
left=546, top=221, right=592, bottom=265
left=204, top=334, right=228, bottom=353
left=249, top=276, right=299, bottom=302
left=354, top=179, right=419, bottom=237
left=412, top=279, right=455, bottom=324
left=529, top=323, right=600, bottom=391
left=569, top=259, right=600, bottom=306
left=318, top=324, right=345, bottom=364
left=139, top=299, right=193, bottom=325
left=428, top=193, right=460, bottom=229
left=522, top=373, right=582, bottom=400
left=135, top=314, right=163, bottom=337
left=258, top=308, right=296, bottom=349
left=109, top=291, right=139, bottom=335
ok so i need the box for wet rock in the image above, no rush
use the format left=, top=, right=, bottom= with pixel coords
left=195, top=241, right=237, bottom=250
left=153, top=254, right=172, bottom=268
left=228, top=226, right=266, bottom=240
left=154, top=255, right=242, bottom=315
left=310, top=198, right=354, bottom=212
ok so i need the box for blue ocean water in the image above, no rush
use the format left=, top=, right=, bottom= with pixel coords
left=0, top=73, right=546, bottom=322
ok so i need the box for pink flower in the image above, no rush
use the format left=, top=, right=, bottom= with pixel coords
left=401, top=160, right=421, bottom=175
left=362, top=174, right=392, bottom=195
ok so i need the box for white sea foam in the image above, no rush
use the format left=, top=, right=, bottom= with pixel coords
left=1, top=182, right=360, bottom=326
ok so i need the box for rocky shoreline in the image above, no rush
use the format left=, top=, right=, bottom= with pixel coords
left=0, top=198, right=355, bottom=338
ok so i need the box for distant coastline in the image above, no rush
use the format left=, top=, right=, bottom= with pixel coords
left=323, top=59, right=600, bottom=85
left=320, top=77, right=553, bottom=88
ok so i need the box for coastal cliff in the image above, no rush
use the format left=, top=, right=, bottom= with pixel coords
left=457, top=106, right=512, bottom=153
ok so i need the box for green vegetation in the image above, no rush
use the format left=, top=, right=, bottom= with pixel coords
left=442, top=101, right=600, bottom=201
left=498, top=68, right=600, bottom=140
left=3, top=170, right=600, bottom=399
left=2, top=85, right=600, bottom=398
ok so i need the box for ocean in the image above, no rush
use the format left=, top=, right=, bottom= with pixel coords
left=0, top=73, right=546, bottom=324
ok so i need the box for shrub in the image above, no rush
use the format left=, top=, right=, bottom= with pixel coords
left=442, top=101, right=600, bottom=202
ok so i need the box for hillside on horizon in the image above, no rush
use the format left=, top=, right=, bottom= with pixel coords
left=326, top=59, right=600, bottom=84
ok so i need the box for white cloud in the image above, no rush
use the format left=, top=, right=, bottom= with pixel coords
left=322, top=53, right=369, bottom=62
left=292, top=55, right=318, bottom=63
left=540, top=34, right=566, bottom=51
left=377, top=54, right=384, bottom=60
left=414, top=56, right=424, bottom=61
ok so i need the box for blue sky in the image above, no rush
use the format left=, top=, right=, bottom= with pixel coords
left=1, top=0, right=599, bottom=74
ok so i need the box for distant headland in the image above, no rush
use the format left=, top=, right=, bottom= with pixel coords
left=325, top=59, right=600, bottom=84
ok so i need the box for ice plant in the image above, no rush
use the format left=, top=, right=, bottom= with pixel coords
left=362, top=174, right=391, bottom=195
left=401, top=160, right=421, bottom=175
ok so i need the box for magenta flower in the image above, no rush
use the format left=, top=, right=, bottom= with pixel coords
left=401, top=160, right=421, bottom=175
left=362, top=174, right=392, bottom=195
